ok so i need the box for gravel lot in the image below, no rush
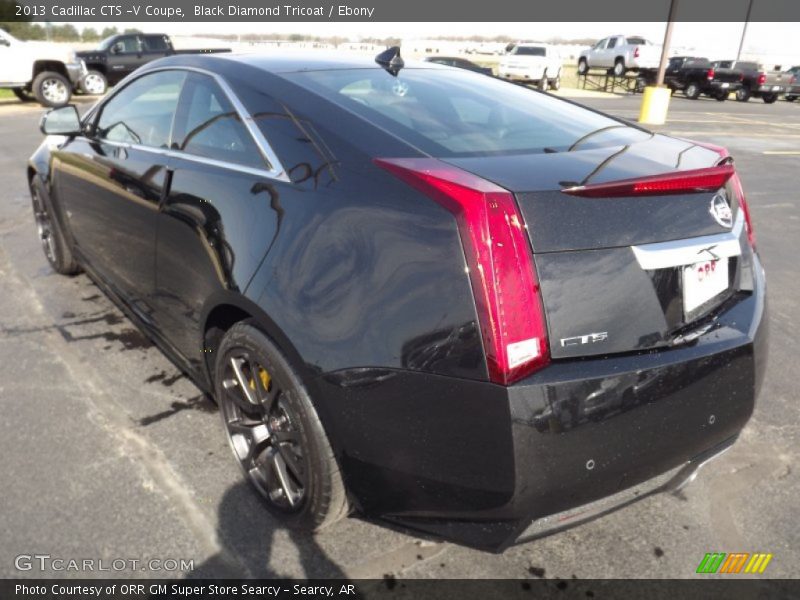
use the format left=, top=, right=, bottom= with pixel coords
left=0, top=92, right=798, bottom=582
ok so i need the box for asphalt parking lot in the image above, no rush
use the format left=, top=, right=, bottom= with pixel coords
left=0, top=93, right=798, bottom=583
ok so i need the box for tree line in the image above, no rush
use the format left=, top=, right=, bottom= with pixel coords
left=0, top=22, right=142, bottom=42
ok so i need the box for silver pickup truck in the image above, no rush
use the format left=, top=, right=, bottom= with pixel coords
left=578, top=35, right=661, bottom=76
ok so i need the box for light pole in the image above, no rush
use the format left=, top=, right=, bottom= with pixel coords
left=737, top=0, right=754, bottom=61
left=656, top=0, right=679, bottom=86
left=638, top=0, right=678, bottom=124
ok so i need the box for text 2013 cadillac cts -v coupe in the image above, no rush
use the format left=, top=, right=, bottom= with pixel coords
left=29, top=50, right=767, bottom=551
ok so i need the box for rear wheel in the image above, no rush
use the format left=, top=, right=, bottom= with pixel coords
left=685, top=83, right=701, bottom=99
left=577, top=59, right=588, bottom=75
left=735, top=88, right=751, bottom=102
left=715, top=90, right=729, bottom=101
left=786, top=95, right=797, bottom=102
left=12, top=88, right=34, bottom=102
left=215, top=323, right=348, bottom=531
left=538, top=71, right=548, bottom=91
left=32, top=71, right=71, bottom=107
left=550, top=72, right=561, bottom=90
left=29, top=177, right=80, bottom=275
left=613, top=59, right=625, bottom=77
left=762, top=93, right=778, bottom=104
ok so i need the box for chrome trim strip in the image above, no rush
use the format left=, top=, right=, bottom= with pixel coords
left=81, top=64, right=290, bottom=183
left=631, top=211, right=744, bottom=270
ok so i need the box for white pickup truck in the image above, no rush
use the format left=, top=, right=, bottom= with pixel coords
left=498, top=43, right=564, bottom=90
left=0, top=29, right=86, bottom=107
left=578, top=35, right=661, bottom=76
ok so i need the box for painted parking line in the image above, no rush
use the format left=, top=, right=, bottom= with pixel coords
left=762, top=151, right=800, bottom=155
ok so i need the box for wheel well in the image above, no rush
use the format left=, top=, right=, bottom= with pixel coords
left=203, top=304, right=253, bottom=382
left=615, top=56, right=625, bottom=64
left=85, top=63, right=106, bottom=75
left=27, top=167, right=36, bottom=185
left=32, top=61, right=69, bottom=79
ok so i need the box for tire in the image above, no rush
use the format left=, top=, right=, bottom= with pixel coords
left=715, top=90, right=728, bottom=101
left=215, top=322, right=348, bottom=531
left=786, top=95, right=797, bottom=102
left=32, top=71, right=71, bottom=107
left=550, top=73, right=561, bottom=91
left=12, top=88, right=34, bottom=102
left=685, top=83, right=701, bottom=100
left=613, top=59, right=625, bottom=77
left=29, top=176, right=80, bottom=275
left=577, top=59, right=588, bottom=75
left=762, top=93, right=777, bottom=104
left=538, top=71, right=548, bottom=91
left=735, top=88, right=751, bottom=102
left=80, top=70, right=108, bottom=96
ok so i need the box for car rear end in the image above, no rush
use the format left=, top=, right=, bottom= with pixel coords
left=625, top=37, right=660, bottom=69
left=498, top=45, right=547, bottom=82
left=706, top=64, right=743, bottom=94
left=281, top=65, right=767, bottom=551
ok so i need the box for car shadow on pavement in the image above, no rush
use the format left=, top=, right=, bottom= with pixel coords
left=187, top=480, right=349, bottom=579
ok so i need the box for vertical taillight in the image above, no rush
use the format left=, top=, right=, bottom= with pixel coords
left=374, top=158, right=549, bottom=385
left=633, top=46, right=640, bottom=58
left=757, top=72, right=767, bottom=86
left=706, top=68, right=715, bottom=81
left=731, top=172, right=756, bottom=249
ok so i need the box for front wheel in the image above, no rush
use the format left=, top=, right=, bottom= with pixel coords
left=29, top=177, right=80, bottom=275
left=685, top=83, right=701, bottom=99
left=736, top=88, right=751, bottom=102
left=215, top=323, right=348, bottom=531
left=613, top=59, right=625, bottom=77
left=538, top=71, right=548, bottom=91
left=32, top=71, right=71, bottom=107
left=577, top=59, right=588, bottom=75
left=762, top=93, right=778, bottom=104
left=550, top=73, right=561, bottom=90
left=80, top=70, right=108, bottom=96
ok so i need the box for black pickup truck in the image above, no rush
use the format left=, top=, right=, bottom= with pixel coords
left=76, top=33, right=230, bottom=95
left=663, top=56, right=742, bottom=101
left=712, top=60, right=787, bottom=103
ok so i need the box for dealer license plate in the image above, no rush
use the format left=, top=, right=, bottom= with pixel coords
left=683, top=259, right=728, bottom=316
left=721, top=83, right=729, bottom=88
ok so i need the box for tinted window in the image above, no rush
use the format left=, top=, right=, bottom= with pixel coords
left=96, top=70, right=186, bottom=148
left=593, top=39, right=606, bottom=50
left=513, top=46, right=546, bottom=56
left=173, top=73, right=265, bottom=170
left=607, top=37, right=617, bottom=49
left=114, top=36, right=140, bottom=54
left=143, top=35, right=169, bottom=52
left=290, top=68, right=648, bottom=157
left=716, top=61, right=734, bottom=69
left=626, top=37, right=647, bottom=45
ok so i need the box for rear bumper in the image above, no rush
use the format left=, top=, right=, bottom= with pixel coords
left=756, top=84, right=786, bottom=94
left=706, top=81, right=742, bottom=92
left=314, top=257, right=767, bottom=552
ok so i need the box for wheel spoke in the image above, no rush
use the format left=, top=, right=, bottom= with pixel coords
left=229, top=356, right=258, bottom=406
left=277, top=444, right=305, bottom=485
left=270, top=449, right=301, bottom=507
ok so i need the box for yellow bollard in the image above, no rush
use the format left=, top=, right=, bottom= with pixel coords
left=638, top=86, right=672, bottom=125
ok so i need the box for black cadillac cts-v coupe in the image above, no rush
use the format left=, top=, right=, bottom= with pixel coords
left=29, top=50, right=767, bottom=551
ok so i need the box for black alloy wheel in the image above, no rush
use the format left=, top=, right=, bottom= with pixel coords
left=215, top=323, right=348, bottom=529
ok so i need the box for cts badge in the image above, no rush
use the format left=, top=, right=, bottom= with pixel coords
left=560, top=332, right=608, bottom=347
left=709, top=191, right=733, bottom=228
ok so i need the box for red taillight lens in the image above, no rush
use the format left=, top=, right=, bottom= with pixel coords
left=633, top=46, right=640, bottom=58
left=731, top=172, right=756, bottom=248
left=757, top=72, right=767, bottom=85
left=374, top=158, right=549, bottom=384
left=707, top=68, right=715, bottom=80
left=561, top=164, right=735, bottom=198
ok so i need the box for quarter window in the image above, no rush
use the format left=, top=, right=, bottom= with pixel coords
left=173, top=73, right=265, bottom=170
left=143, top=35, right=169, bottom=52
left=96, top=70, right=186, bottom=148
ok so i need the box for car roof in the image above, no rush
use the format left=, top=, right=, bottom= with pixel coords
left=144, top=51, right=448, bottom=75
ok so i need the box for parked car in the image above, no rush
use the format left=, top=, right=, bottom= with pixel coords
left=76, top=33, right=230, bottom=95
left=498, top=43, right=563, bottom=90
left=712, top=61, right=787, bottom=103
left=423, top=56, right=492, bottom=75
left=578, top=35, right=660, bottom=76
left=783, top=66, right=800, bottom=101
left=664, top=56, right=742, bottom=100
left=0, top=28, right=86, bottom=107
left=29, top=52, right=766, bottom=552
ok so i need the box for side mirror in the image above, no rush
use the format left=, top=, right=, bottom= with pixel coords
left=40, top=105, right=82, bottom=136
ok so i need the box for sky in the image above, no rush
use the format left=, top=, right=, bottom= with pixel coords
left=69, top=21, right=800, bottom=63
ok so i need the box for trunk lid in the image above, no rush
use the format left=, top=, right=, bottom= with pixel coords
left=712, top=68, right=741, bottom=84
left=445, top=134, right=750, bottom=360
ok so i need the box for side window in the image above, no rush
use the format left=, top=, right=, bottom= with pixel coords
left=113, top=36, right=141, bottom=54
left=607, top=37, right=617, bottom=49
left=143, top=35, right=169, bottom=52
left=593, top=39, right=607, bottom=50
left=173, top=73, right=265, bottom=170
left=96, top=70, right=186, bottom=148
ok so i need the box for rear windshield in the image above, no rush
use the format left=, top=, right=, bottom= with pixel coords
left=626, top=37, right=648, bottom=45
left=288, top=68, right=649, bottom=157
left=512, top=46, right=546, bottom=56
